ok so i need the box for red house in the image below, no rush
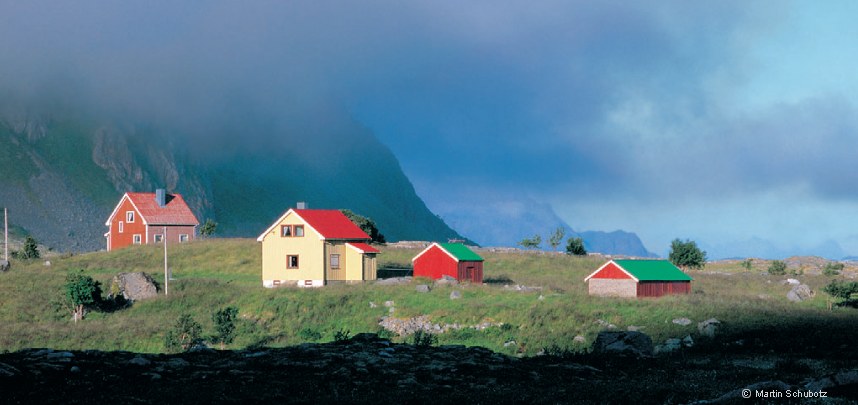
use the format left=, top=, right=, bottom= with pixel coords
left=584, top=259, right=692, bottom=298
left=412, top=242, right=484, bottom=283
left=104, top=189, right=199, bottom=251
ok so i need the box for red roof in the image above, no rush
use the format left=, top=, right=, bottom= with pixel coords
left=293, top=209, right=370, bottom=240
left=125, top=192, right=199, bottom=226
left=347, top=242, right=380, bottom=254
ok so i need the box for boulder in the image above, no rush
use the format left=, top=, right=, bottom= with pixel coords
left=787, top=284, right=814, bottom=302
left=592, top=331, right=653, bottom=357
left=44, top=260, right=52, bottom=267
left=111, top=272, right=158, bottom=301
left=655, top=338, right=682, bottom=354
left=672, top=318, right=692, bottom=326
left=449, top=290, right=462, bottom=300
left=435, top=275, right=459, bottom=286
left=697, top=318, right=721, bottom=338
left=0, top=259, right=10, bottom=272
left=415, top=284, right=431, bottom=293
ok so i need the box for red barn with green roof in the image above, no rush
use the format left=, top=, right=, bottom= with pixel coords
left=584, top=259, right=692, bottom=297
left=412, top=243, right=484, bottom=283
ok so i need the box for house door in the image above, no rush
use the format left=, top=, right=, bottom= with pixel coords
left=326, top=244, right=346, bottom=281
left=363, top=255, right=376, bottom=280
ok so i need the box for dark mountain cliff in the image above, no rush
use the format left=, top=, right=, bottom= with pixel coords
left=0, top=104, right=465, bottom=251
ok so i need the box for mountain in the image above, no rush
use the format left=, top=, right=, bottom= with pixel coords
left=433, top=197, right=655, bottom=257
left=0, top=102, right=466, bottom=251
left=702, top=237, right=846, bottom=260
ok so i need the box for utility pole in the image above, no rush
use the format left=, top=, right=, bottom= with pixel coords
left=4, top=207, right=8, bottom=261
left=163, top=226, right=168, bottom=296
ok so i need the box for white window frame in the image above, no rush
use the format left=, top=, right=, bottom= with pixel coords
left=133, top=234, right=142, bottom=244
left=330, top=254, right=340, bottom=269
left=287, top=255, right=299, bottom=269
left=179, top=234, right=189, bottom=243
left=126, top=211, right=135, bottom=223
left=118, top=221, right=124, bottom=233
left=154, top=234, right=163, bottom=243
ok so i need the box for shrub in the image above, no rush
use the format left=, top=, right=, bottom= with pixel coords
left=200, top=219, right=218, bottom=238
left=767, top=260, right=787, bottom=276
left=63, top=270, right=102, bottom=322
left=165, top=314, right=203, bottom=353
left=212, top=306, right=239, bottom=349
left=18, top=236, right=40, bottom=260
left=298, top=327, right=322, bottom=341
left=823, top=280, right=858, bottom=302
left=333, top=328, right=351, bottom=342
left=740, top=259, right=753, bottom=271
left=822, top=262, right=844, bottom=276
left=566, top=237, right=587, bottom=256
left=669, top=239, right=706, bottom=269
left=412, top=330, right=438, bottom=347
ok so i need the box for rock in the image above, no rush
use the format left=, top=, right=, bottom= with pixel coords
left=697, top=318, right=721, bottom=338
left=415, top=284, right=431, bottom=293
left=435, top=275, right=459, bottom=286
left=450, top=290, right=462, bottom=300
left=44, top=260, right=52, bottom=267
left=573, top=336, right=586, bottom=344
left=591, top=331, right=653, bottom=357
left=691, top=380, right=791, bottom=404
left=129, top=357, right=152, bottom=366
left=369, top=302, right=378, bottom=308
left=787, top=284, right=814, bottom=302
left=111, top=272, right=158, bottom=301
left=375, top=276, right=413, bottom=285
left=805, top=369, right=858, bottom=391
left=786, top=278, right=800, bottom=285
left=626, top=326, right=642, bottom=332
left=682, top=335, right=694, bottom=348
left=70, top=366, right=81, bottom=373
left=655, top=338, right=682, bottom=354
left=0, top=260, right=10, bottom=272
left=0, top=362, right=20, bottom=377
left=383, top=301, right=395, bottom=308
left=672, top=318, right=692, bottom=326
left=538, top=295, right=545, bottom=301
left=503, top=340, right=516, bottom=347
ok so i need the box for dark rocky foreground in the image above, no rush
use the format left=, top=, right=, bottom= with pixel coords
left=1, top=333, right=857, bottom=404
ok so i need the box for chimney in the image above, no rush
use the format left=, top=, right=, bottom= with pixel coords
left=296, top=201, right=307, bottom=209
left=156, top=189, right=166, bottom=207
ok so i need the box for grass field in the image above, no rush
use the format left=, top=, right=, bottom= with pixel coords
left=1, top=239, right=857, bottom=360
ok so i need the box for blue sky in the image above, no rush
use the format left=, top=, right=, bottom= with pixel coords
left=3, top=1, right=858, bottom=258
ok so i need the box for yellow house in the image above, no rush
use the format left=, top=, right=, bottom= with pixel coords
left=257, top=208, right=379, bottom=287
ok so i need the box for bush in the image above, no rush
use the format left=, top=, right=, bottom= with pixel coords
left=333, top=328, right=351, bottom=342
left=740, top=259, right=753, bottom=271
left=767, top=260, right=787, bottom=276
left=412, top=330, right=438, bottom=347
left=823, top=280, right=858, bottom=301
left=669, top=239, right=706, bottom=269
left=20, top=236, right=40, bottom=260
left=63, top=270, right=102, bottom=322
left=212, top=306, right=239, bottom=349
left=566, top=237, right=587, bottom=256
left=823, top=262, right=844, bottom=276
left=165, top=314, right=203, bottom=353
left=200, top=219, right=218, bottom=238
left=299, top=327, right=323, bottom=341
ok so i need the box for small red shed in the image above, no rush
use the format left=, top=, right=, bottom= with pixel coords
left=584, top=259, right=692, bottom=298
left=412, top=242, right=484, bottom=283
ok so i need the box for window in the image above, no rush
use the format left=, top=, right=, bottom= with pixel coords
left=287, top=255, right=299, bottom=269
left=154, top=234, right=163, bottom=243
left=330, top=254, right=340, bottom=269
left=281, top=225, right=304, bottom=237
left=118, top=221, right=124, bottom=233
left=179, top=234, right=189, bottom=243
left=126, top=211, right=135, bottom=222
left=133, top=234, right=142, bottom=244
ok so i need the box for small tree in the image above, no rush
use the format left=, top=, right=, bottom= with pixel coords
left=566, top=237, right=587, bottom=256
left=740, top=259, right=753, bottom=271
left=518, top=234, right=542, bottom=250
left=64, top=270, right=102, bottom=322
left=548, top=227, right=566, bottom=252
left=823, top=262, right=844, bottom=276
left=21, top=235, right=40, bottom=259
left=823, top=280, right=858, bottom=307
left=199, top=219, right=218, bottom=238
left=341, top=209, right=386, bottom=243
left=165, top=314, right=203, bottom=352
left=668, top=238, right=707, bottom=270
left=212, top=306, right=239, bottom=349
left=767, top=260, right=787, bottom=276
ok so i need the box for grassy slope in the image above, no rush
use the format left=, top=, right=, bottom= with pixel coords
left=1, top=239, right=856, bottom=358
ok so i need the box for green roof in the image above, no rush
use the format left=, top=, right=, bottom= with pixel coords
left=614, top=260, right=693, bottom=281
left=439, top=243, right=484, bottom=261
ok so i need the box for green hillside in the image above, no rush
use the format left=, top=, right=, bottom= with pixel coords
left=0, top=106, right=467, bottom=252
left=1, top=239, right=856, bottom=361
